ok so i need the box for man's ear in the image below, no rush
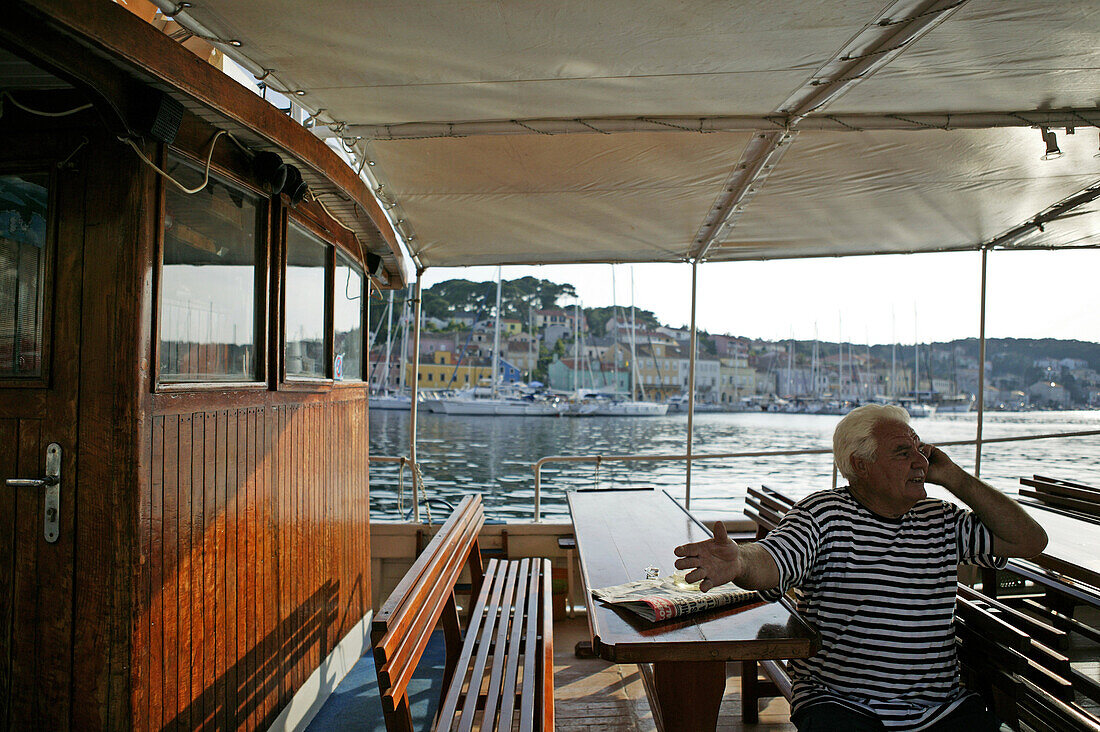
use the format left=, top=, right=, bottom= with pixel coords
left=850, top=455, right=870, bottom=479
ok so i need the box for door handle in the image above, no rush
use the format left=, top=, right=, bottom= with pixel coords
left=4, top=443, right=61, bottom=543
left=5, top=475, right=59, bottom=489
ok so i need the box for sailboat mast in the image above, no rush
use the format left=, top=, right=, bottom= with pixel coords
left=812, top=322, right=818, bottom=398
left=838, top=314, right=844, bottom=401
left=573, top=300, right=581, bottom=398
left=913, top=304, right=919, bottom=402
left=630, top=268, right=640, bottom=401
left=491, top=267, right=502, bottom=398
left=380, top=290, right=395, bottom=391
left=398, top=289, right=410, bottom=391
left=610, top=265, right=619, bottom=395
left=891, top=308, right=896, bottom=399
left=787, top=330, right=794, bottom=396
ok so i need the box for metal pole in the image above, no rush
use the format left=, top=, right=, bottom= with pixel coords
left=685, top=259, right=699, bottom=509
left=409, top=269, right=424, bottom=522
left=975, top=247, right=989, bottom=476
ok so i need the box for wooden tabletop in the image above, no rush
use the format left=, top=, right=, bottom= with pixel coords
left=1022, top=502, right=1100, bottom=588
left=568, top=489, right=819, bottom=664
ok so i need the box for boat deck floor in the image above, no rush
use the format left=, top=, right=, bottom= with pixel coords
left=552, top=615, right=794, bottom=731
left=306, top=615, right=794, bottom=731
left=307, top=610, right=1098, bottom=730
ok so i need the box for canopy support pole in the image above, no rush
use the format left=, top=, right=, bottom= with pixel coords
left=975, top=248, right=988, bottom=477
left=409, top=268, right=424, bottom=522
left=685, top=259, right=699, bottom=509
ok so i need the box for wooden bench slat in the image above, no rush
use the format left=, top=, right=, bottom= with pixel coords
left=759, top=485, right=795, bottom=509
left=493, top=559, right=531, bottom=731
left=479, top=558, right=526, bottom=731
left=378, top=545, right=472, bottom=701
left=375, top=512, right=484, bottom=670
left=1023, top=478, right=1100, bottom=504
left=1020, top=488, right=1100, bottom=519
left=519, top=559, right=546, bottom=732
left=375, top=502, right=484, bottom=649
left=439, top=559, right=509, bottom=731
left=957, top=584, right=1068, bottom=650
left=749, top=486, right=793, bottom=513
left=457, top=561, right=515, bottom=732
left=1031, top=475, right=1100, bottom=494
left=1017, top=675, right=1100, bottom=732
left=375, top=495, right=483, bottom=627
left=539, top=559, right=554, bottom=732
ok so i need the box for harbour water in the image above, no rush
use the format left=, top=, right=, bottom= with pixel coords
left=368, top=409, right=1100, bottom=522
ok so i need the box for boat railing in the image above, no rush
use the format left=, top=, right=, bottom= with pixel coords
left=368, top=455, right=424, bottom=521
left=531, top=428, right=1100, bottom=521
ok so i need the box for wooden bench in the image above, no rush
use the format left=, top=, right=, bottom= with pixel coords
left=744, top=484, right=1100, bottom=730
left=371, top=494, right=554, bottom=731
left=1018, top=475, right=1100, bottom=522
left=956, top=584, right=1100, bottom=731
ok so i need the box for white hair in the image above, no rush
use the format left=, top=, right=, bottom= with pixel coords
left=833, top=404, right=911, bottom=482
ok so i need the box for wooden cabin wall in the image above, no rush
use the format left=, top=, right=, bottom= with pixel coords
left=0, top=71, right=373, bottom=732
left=137, top=393, right=369, bottom=731
left=131, top=144, right=374, bottom=729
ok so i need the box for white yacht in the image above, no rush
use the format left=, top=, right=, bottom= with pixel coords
left=572, top=393, right=669, bottom=416
left=436, top=387, right=566, bottom=416
left=369, top=391, right=413, bottom=410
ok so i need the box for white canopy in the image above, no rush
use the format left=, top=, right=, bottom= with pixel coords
left=162, top=0, right=1100, bottom=269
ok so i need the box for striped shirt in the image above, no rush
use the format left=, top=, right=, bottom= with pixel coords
left=756, top=487, right=1005, bottom=731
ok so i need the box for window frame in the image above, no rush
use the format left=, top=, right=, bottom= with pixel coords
left=281, top=214, right=333, bottom=387
left=0, top=163, right=57, bottom=389
left=331, top=245, right=367, bottom=385
left=279, top=206, right=368, bottom=391
left=152, top=147, right=270, bottom=393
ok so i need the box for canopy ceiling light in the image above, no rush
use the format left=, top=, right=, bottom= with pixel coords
left=1041, top=127, right=1063, bottom=161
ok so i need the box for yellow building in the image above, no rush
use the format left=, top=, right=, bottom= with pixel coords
left=405, top=350, right=493, bottom=388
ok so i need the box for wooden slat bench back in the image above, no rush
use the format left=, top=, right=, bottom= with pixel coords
left=1019, top=475, right=1100, bottom=522
left=371, top=494, right=554, bottom=731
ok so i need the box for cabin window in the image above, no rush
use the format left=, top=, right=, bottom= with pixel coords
left=333, top=249, right=364, bottom=381
left=160, top=158, right=260, bottom=382
left=0, top=173, right=48, bottom=379
left=284, top=222, right=328, bottom=378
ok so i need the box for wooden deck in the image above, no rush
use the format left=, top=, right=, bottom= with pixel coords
left=552, top=616, right=795, bottom=731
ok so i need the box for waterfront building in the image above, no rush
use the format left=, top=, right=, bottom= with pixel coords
left=718, top=356, right=760, bottom=405
left=548, top=356, right=625, bottom=393
left=1028, top=381, right=1072, bottom=408
left=407, top=350, right=493, bottom=388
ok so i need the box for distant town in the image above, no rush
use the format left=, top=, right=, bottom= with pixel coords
left=368, top=278, right=1100, bottom=411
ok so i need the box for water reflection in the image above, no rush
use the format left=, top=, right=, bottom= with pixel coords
left=369, top=410, right=1100, bottom=522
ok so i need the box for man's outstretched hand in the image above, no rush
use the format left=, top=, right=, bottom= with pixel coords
left=673, top=521, right=741, bottom=592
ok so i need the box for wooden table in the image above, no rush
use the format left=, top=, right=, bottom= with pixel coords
left=568, top=489, right=819, bottom=732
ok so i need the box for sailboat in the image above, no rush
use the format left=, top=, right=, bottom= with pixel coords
left=905, top=309, right=936, bottom=417
left=435, top=270, right=565, bottom=416
left=370, top=289, right=414, bottom=410
left=573, top=267, right=668, bottom=416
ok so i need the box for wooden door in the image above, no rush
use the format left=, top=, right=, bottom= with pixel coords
left=0, top=142, right=83, bottom=729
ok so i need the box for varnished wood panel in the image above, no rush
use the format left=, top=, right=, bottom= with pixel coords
left=138, top=397, right=369, bottom=731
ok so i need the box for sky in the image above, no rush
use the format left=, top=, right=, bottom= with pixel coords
left=416, top=249, right=1099, bottom=346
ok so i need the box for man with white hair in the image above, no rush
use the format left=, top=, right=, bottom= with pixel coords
left=674, top=403, right=1047, bottom=731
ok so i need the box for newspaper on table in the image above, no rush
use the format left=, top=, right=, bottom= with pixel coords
left=591, top=572, right=759, bottom=622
